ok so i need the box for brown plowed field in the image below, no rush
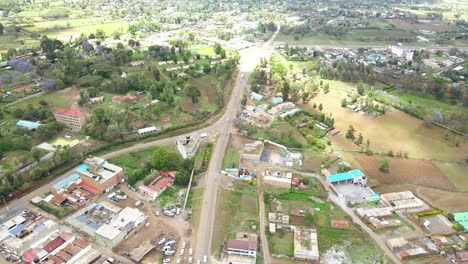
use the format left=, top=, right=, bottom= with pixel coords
left=354, top=154, right=457, bottom=192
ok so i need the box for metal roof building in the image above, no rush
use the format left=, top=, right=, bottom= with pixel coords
left=327, top=169, right=366, bottom=184
left=16, top=120, right=41, bottom=130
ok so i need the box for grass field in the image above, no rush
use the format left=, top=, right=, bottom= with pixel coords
left=434, top=161, right=468, bottom=192
left=354, top=154, right=457, bottom=191
left=108, top=144, right=177, bottom=169
left=301, top=80, right=467, bottom=160
left=269, top=231, right=294, bottom=257
left=212, top=184, right=258, bottom=254
left=388, top=89, right=465, bottom=121
left=276, top=30, right=433, bottom=47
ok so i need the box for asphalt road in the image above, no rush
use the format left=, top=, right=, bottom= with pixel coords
left=192, top=27, right=279, bottom=264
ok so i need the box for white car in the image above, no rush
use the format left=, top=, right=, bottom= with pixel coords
left=180, top=248, right=185, bottom=256
left=188, top=257, right=193, bottom=264
left=203, top=256, right=207, bottom=263
left=176, top=259, right=181, bottom=264
left=189, top=248, right=193, bottom=256
left=182, top=242, right=186, bottom=249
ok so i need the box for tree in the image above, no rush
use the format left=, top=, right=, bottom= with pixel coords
left=167, top=152, right=183, bottom=170
left=304, top=213, right=315, bottom=226
left=31, top=148, right=43, bottom=162
left=356, top=133, right=363, bottom=145
left=186, top=86, right=201, bottom=104
left=379, top=158, right=390, bottom=173
left=174, top=169, right=190, bottom=186
left=152, top=147, right=169, bottom=170
left=30, top=167, right=45, bottom=180
left=128, top=39, right=136, bottom=47
left=214, top=43, right=222, bottom=55
left=0, top=23, right=4, bottom=35
left=447, top=213, right=455, bottom=221
left=281, top=81, right=290, bottom=100
left=323, top=83, right=330, bottom=94
left=345, top=125, right=355, bottom=140
left=95, top=29, right=105, bottom=40
left=306, top=134, right=317, bottom=145
left=302, top=92, right=309, bottom=103
left=318, top=104, right=323, bottom=112
left=357, top=83, right=364, bottom=95
left=341, top=98, right=347, bottom=108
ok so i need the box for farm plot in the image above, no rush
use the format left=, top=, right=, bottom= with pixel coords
left=302, top=82, right=467, bottom=160
left=354, top=154, right=457, bottom=191
left=434, top=161, right=468, bottom=192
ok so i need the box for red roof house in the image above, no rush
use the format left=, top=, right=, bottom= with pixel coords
left=14, top=84, right=35, bottom=93
left=139, top=171, right=176, bottom=199
left=44, top=237, right=65, bottom=253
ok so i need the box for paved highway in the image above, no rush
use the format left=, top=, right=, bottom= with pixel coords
left=192, top=27, right=279, bottom=263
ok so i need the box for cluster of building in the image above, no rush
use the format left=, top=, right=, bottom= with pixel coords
left=66, top=202, right=146, bottom=248
left=0, top=209, right=114, bottom=264
left=28, top=157, right=124, bottom=217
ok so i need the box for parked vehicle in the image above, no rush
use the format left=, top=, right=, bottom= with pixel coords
left=203, top=256, right=207, bottom=263
left=164, top=250, right=175, bottom=256
left=158, top=238, right=166, bottom=245
left=189, top=248, right=193, bottom=256
left=165, top=240, right=176, bottom=247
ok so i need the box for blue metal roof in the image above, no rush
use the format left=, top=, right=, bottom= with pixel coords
left=271, top=97, right=284, bottom=104
left=53, top=174, right=80, bottom=191
left=16, top=120, right=41, bottom=130
left=75, top=164, right=88, bottom=174
left=75, top=214, right=87, bottom=223
left=9, top=224, right=25, bottom=236
left=88, top=221, right=101, bottom=230
left=328, top=170, right=365, bottom=183
left=33, top=224, right=45, bottom=234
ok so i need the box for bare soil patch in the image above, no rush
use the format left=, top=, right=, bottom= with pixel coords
left=354, top=154, right=456, bottom=191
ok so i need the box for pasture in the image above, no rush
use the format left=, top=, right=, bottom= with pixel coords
left=301, top=81, right=467, bottom=161
left=434, top=161, right=468, bottom=192
left=354, top=154, right=457, bottom=191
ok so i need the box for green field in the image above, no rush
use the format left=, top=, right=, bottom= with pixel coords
left=434, top=161, right=468, bottom=192
left=108, top=144, right=177, bottom=169
left=276, top=30, right=433, bottom=47
left=269, top=231, right=294, bottom=257
left=212, top=184, right=259, bottom=254
left=8, top=92, right=70, bottom=110
left=388, top=89, right=465, bottom=120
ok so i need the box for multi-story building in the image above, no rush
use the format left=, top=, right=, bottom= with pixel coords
left=53, top=109, right=86, bottom=130
left=176, top=134, right=200, bottom=159
left=226, top=233, right=257, bottom=261
left=75, top=157, right=123, bottom=193
left=294, top=227, right=319, bottom=262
